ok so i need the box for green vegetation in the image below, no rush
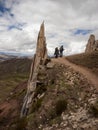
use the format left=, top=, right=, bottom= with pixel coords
left=27, top=113, right=39, bottom=129
left=31, top=98, right=43, bottom=113
left=0, top=58, right=31, bottom=102
left=47, top=98, right=67, bottom=120
left=0, top=58, right=32, bottom=76
left=55, top=99, right=67, bottom=115
left=0, top=73, right=28, bottom=102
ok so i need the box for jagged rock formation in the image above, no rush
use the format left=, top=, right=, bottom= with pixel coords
left=21, top=22, right=47, bottom=117
left=85, top=34, right=98, bottom=53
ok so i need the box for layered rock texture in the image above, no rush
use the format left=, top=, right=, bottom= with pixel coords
left=21, top=22, right=47, bottom=117
left=85, top=34, right=98, bottom=53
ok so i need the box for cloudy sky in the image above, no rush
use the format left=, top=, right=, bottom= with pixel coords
left=0, top=0, right=98, bottom=56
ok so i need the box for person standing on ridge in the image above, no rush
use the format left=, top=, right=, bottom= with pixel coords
left=59, top=45, right=64, bottom=57
left=54, top=47, right=59, bottom=58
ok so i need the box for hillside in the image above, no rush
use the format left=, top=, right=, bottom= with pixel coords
left=66, top=52, right=98, bottom=76
left=0, top=58, right=32, bottom=103
left=0, top=57, right=98, bottom=130
left=0, top=58, right=32, bottom=75
left=0, top=52, right=19, bottom=62
left=0, top=58, right=32, bottom=130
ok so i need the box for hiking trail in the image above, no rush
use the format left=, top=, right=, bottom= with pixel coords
left=53, top=57, right=98, bottom=91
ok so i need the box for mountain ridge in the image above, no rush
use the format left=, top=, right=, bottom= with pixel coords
left=0, top=52, right=98, bottom=130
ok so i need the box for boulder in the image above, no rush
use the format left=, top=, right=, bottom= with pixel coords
left=46, top=62, right=54, bottom=69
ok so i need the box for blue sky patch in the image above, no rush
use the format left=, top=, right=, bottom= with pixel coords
left=74, top=29, right=92, bottom=35
left=8, top=25, right=22, bottom=31
left=0, top=6, right=10, bottom=13
left=8, top=23, right=26, bottom=31
left=0, top=0, right=15, bottom=18
left=10, top=13, right=14, bottom=17
left=0, top=1, right=11, bottom=13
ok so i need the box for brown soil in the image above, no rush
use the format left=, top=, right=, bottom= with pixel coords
left=53, top=57, right=98, bottom=91
left=66, top=52, right=98, bottom=76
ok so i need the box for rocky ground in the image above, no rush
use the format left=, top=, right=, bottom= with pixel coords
left=26, top=60, right=98, bottom=130
left=0, top=58, right=98, bottom=130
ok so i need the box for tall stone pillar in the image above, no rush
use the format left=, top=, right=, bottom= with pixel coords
left=21, top=22, right=47, bottom=117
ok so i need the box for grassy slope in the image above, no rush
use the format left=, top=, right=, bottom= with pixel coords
left=0, top=58, right=33, bottom=130
left=66, top=52, right=98, bottom=76
left=0, top=58, right=32, bottom=102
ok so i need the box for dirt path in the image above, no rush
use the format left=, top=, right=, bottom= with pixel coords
left=53, top=57, right=98, bottom=90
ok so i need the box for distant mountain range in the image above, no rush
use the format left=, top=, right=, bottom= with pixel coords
left=0, top=51, right=33, bottom=62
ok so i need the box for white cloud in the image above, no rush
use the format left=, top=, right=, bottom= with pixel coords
left=0, top=0, right=98, bottom=56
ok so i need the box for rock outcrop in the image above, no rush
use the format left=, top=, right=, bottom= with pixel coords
left=21, top=22, right=47, bottom=117
left=85, top=34, right=98, bottom=53
left=26, top=63, right=98, bottom=130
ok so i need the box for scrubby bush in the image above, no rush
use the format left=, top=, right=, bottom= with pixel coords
left=31, top=98, right=43, bottom=113
left=90, top=100, right=98, bottom=117
left=55, top=99, right=67, bottom=116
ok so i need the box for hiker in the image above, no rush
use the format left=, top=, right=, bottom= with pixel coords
left=59, top=45, right=64, bottom=57
left=54, top=47, right=59, bottom=58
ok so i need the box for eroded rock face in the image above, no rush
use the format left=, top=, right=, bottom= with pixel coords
left=95, top=40, right=98, bottom=51
left=85, top=34, right=98, bottom=53
left=21, top=22, right=47, bottom=117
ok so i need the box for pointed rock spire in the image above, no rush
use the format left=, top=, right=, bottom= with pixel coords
left=38, top=21, right=45, bottom=38
left=21, top=22, right=47, bottom=117
left=36, top=21, right=47, bottom=60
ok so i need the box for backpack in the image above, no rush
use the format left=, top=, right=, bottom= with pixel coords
left=60, top=46, right=64, bottom=52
